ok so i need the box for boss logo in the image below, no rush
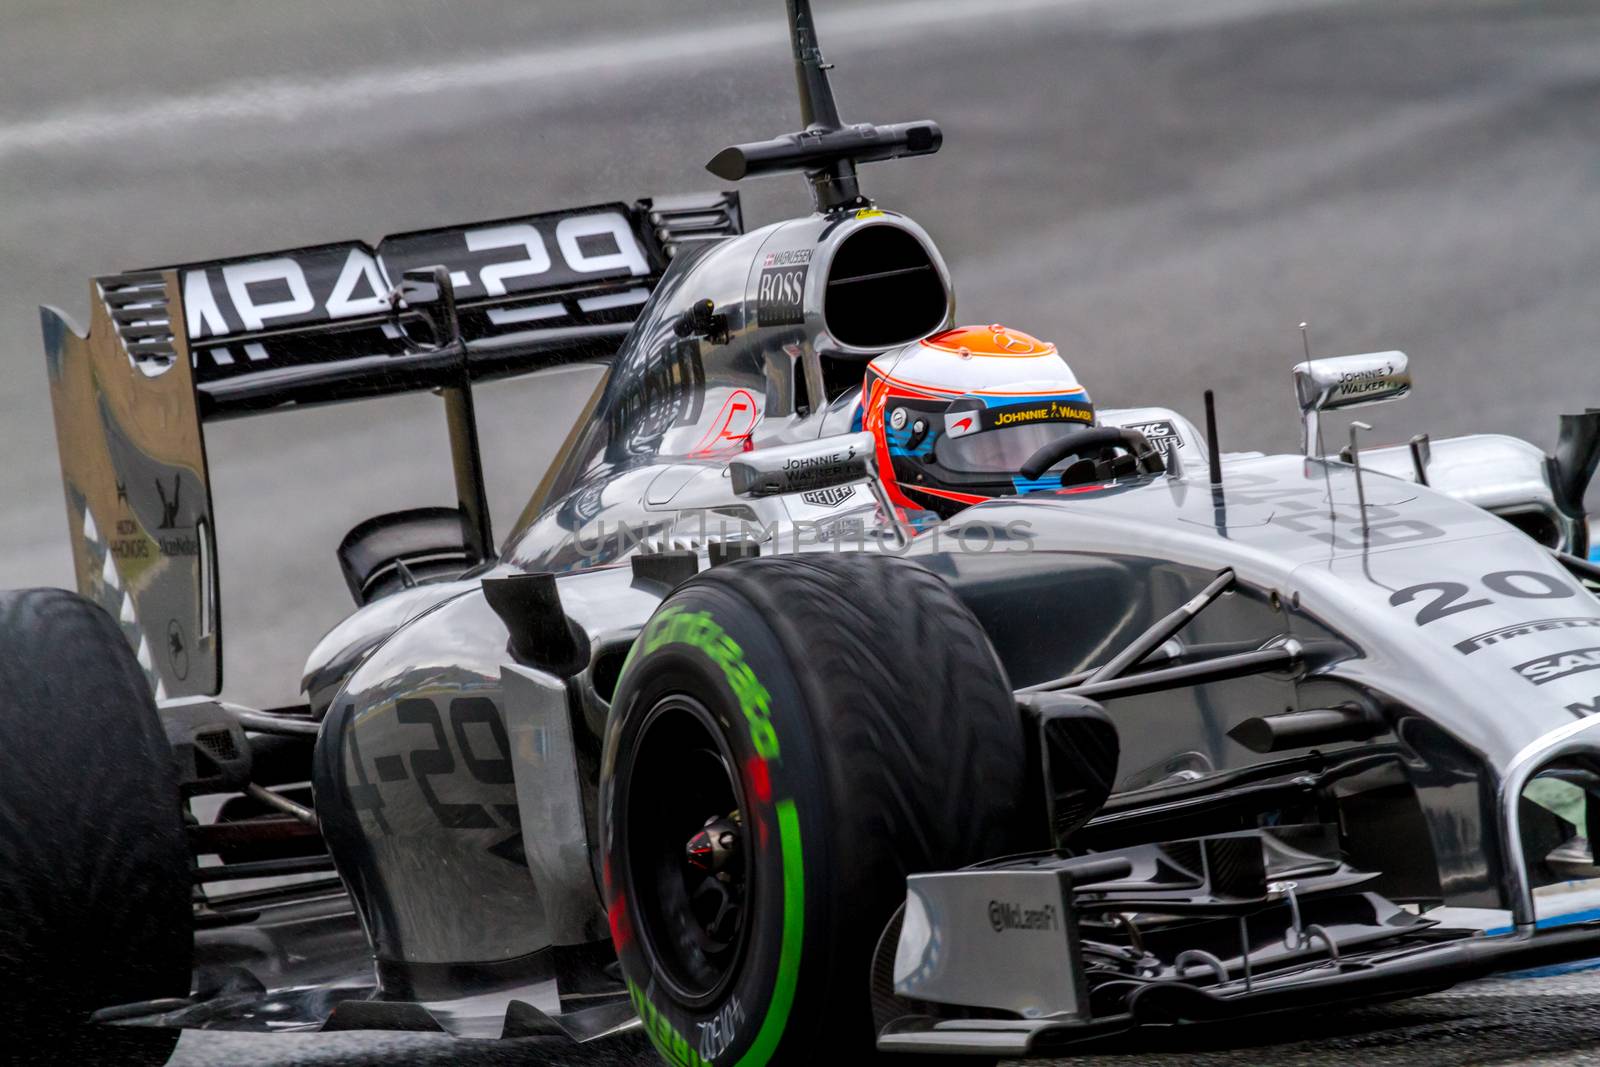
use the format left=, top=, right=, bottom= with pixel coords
left=1514, top=646, right=1600, bottom=686
left=756, top=265, right=808, bottom=327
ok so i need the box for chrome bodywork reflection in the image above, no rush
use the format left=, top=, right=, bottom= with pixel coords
left=1359, top=433, right=1577, bottom=551
left=895, top=869, right=1084, bottom=1020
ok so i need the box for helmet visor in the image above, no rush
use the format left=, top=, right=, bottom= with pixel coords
left=934, top=424, right=1086, bottom=474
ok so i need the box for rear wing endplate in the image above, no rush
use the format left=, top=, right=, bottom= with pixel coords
left=40, top=193, right=740, bottom=698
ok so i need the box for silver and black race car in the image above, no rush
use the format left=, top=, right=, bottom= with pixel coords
left=7, top=1, right=1600, bottom=1064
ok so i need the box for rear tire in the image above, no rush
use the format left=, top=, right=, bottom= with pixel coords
left=0, top=589, right=192, bottom=1034
left=601, top=554, right=1029, bottom=1065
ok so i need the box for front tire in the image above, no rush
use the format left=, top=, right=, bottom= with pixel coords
left=601, top=554, right=1029, bottom=1065
left=0, top=589, right=192, bottom=1035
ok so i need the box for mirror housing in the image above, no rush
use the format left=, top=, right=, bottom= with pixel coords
left=728, top=432, right=876, bottom=498
left=1293, top=350, right=1410, bottom=457
left=1551, top=411, right=1600, bottom=548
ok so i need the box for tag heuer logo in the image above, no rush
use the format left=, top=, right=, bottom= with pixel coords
left=1128, top=420, right=1182, bottom=456
left=802, top=485, right=856, bottom=508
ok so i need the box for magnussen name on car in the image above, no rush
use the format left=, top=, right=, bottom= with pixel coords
left=761, top=248, right=813, bottom=268
left=1456, top=617, right=1600, bottom=655
left=1514, top=646, right=1600, bottom=686
left=987, top=899, right=1058, bottom=933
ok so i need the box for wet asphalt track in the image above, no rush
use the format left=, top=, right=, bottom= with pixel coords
left=70, top=968, right=1600, bottom=1067
left=6, top=0, right=1600, bottom=1063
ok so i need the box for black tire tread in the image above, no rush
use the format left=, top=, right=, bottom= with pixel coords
left=0, top=588, right=191, bottom=1026
left=682, top=553, right=1028, bottom=1049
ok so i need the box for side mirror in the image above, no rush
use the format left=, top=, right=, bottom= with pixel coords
left=1293, top=350, right=1410, bottom=457
left=1552, top=410, right=1600, bottom=555
left=727, top=432, right=875, bottom=498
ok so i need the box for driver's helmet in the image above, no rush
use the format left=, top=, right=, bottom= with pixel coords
left=860, top=324, right=1094, bottom=519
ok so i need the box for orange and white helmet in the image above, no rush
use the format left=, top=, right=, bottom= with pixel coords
left=859, top=324, right=1095, bottom=519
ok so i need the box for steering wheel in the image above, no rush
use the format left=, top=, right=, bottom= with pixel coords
left=1019, top=426, right=1166, bottom=482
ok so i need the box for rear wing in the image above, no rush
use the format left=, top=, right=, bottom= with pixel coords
left=41, top=193, right=741, bottom=699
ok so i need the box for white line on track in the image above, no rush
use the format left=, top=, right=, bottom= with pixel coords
left=0, top=0, right=1328, bottom=160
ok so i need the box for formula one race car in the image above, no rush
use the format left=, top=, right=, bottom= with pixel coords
left=8, top=1, right=1600, bottom=1064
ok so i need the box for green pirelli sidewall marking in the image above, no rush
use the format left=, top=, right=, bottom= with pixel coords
left=631, top=977, right=709, bottom=1067
left=631, top=800, right=804, bottom=1067
left=735, top=798, right=804, bottom=1067
left=626, top=605, right=779, bottom=760
left=623, top=603, right=805, bottom=1066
